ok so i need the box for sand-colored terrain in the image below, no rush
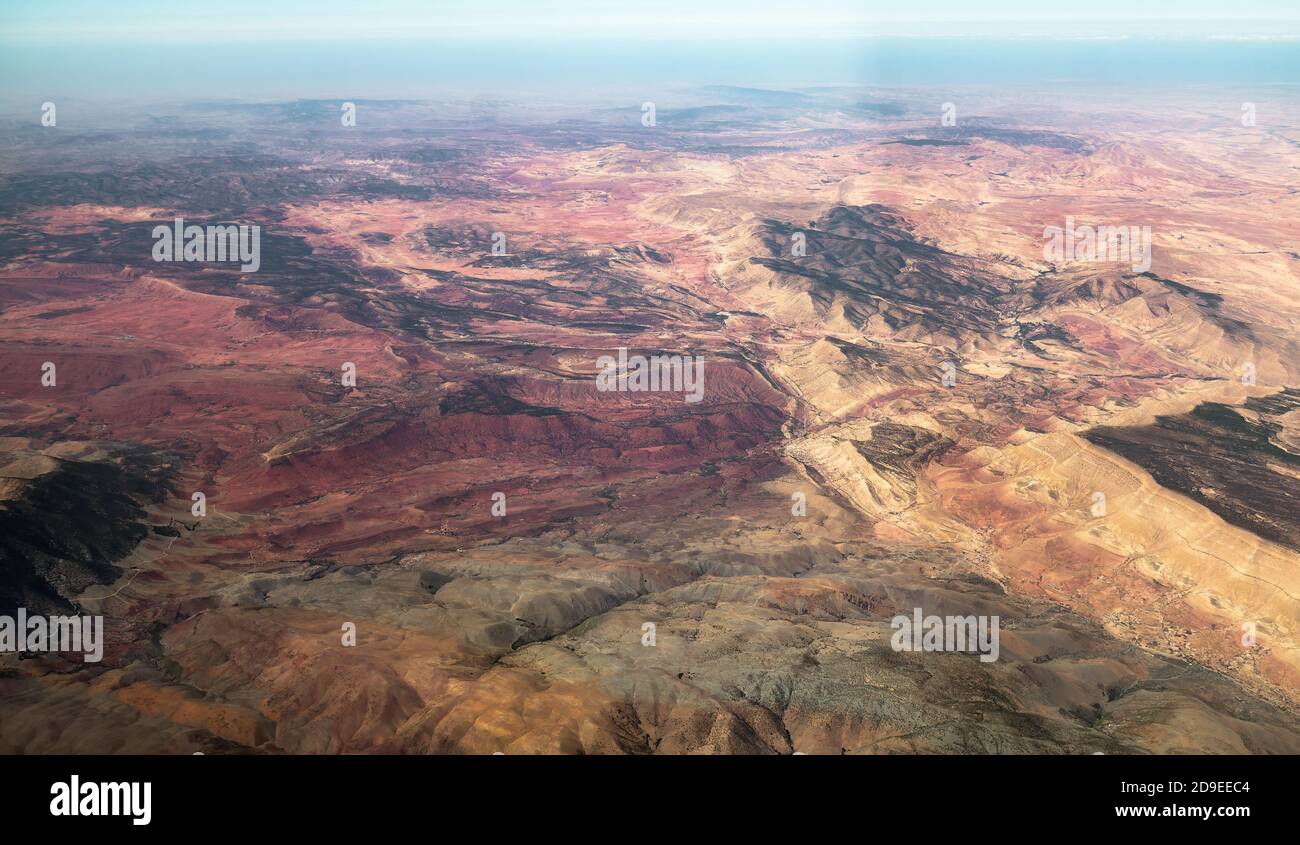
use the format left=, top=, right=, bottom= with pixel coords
left=1, top=88, right=1298, bottom=752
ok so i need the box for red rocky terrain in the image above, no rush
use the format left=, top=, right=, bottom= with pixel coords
left=2, top=90, right=1299, bottom=753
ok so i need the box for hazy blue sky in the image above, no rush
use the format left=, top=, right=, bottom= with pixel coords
left=3, top=1, right=1299, bottom=42
left=3, top=2, right=1299, bottom=100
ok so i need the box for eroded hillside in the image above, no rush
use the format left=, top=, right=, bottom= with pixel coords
left=2, top=89, right=1298, bottom=753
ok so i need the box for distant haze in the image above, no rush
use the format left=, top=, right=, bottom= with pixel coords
left=3, top=37, right=1300, bottom=101
left=4, top=2, right=1300, bottom=99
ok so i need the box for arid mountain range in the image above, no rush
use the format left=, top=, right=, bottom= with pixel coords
left=2, top=86, right=1298, bottom=753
